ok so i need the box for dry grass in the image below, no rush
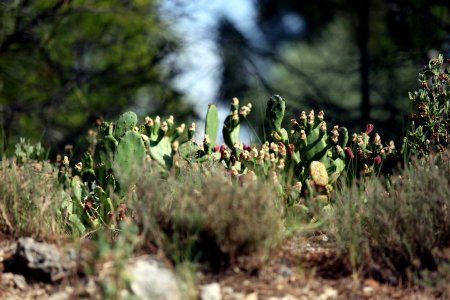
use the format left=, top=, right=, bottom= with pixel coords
left=328, top=151, right=450, bottom=285
left=0, top=158, right=66, bottom=239
left=130, top=165, right=283, bottom=271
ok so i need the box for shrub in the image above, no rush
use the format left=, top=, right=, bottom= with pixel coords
left=0, top=158, right=66, bottom=238
left=130, top=165, right=283, bottom=271
left=328, top=150, right=450, bottom=284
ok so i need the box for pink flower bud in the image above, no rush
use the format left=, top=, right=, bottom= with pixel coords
left=213, top=144, right=220, bottom=152
left=231, top=155, right=236, bottom=165
left=220, top=144, right=226, bottom=152
left=374, top=155, right=382, bottom=165
left=344, top=147, right=354, bottom=159
left=365, top=124, right=374, bottom=135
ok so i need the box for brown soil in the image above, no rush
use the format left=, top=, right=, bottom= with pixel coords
left=1, top=234, right=449, bottom=300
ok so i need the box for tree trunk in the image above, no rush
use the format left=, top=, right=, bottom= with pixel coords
left=356, top=0, right=371, bottom=127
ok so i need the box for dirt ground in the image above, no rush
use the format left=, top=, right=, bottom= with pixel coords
left=0, top=233, right=448, bottom=300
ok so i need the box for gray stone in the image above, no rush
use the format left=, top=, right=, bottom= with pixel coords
left=200, top=282, right=222, bottom=300
left=127, top=255, right=181, bottom=300
left=15, top=238, right=76, bottom=281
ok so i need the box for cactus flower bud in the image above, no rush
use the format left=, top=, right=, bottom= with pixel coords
left=344, top=147, right=354, bottom=158
left=374, top=133, right=381, bottom=145
left=300, top=111, right=306, bottom=120
left=204, top=134, right=210, bottom=145
left=213, top=144, right=220, bottom=152
left=232, top=97, right=239, bottom=106
left=161, top=121, right=168, bottom=132
left=363, top=164, right=370, bottom=174
left=277, top=158, right=285, bottom=169
left=300, top=130, right=306, bottom=140
left=84, top=198, right=93, bottom=210
left=365, top=124, right=374, bottom=135
left=288, top=144, right=295, bottom=154
left=294, top=181, right=302, bottom=192
left=252, top=147, right=258, bottom=158
left=155, top=116, right=161, bottom=123
left=230, top=166, right=238, bottom=177
left=172, top=140, right=179, bottom=152
left=145, top=116, right=153, bottom=126
left=63, top=156, right=69, bottom=166
left=220, top=144, right=226, bottom=152
left=231, top=155, right=236, bottom=165
left=357, top=135, right=364, bottom=146
left=75, top=162, right=83, bottom=171
left=351, top=133, right=358, bottom=142
left=189, top=122, right=196, bottom=132
left=307, top=112, right=314, bottom=125
left=320, top=121, right=327, bottom=132
left=167, top=115, right=174, bottom=125
left=318, top=110, right=324, bottom=121
left=374, top=155, right=382, bottom=165
left=270, top=142, right=278, bottom=152
left=118, top=203, right=127, bottom=220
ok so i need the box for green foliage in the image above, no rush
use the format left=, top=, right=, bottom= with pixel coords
left=0, top=0, right=194, bottom=149
left=404, top=54, right=450, bottom=158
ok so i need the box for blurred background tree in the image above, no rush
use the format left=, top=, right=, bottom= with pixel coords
left=1, top=0, right=449, bottom=152
left=216, top=0, right=450, bottom=141
left=0, top=0, right=195, bottom=152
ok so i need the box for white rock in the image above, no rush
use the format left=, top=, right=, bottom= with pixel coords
left=200, top=282, right=222, bottom=300
left=127, top=256, right=181, bottom=300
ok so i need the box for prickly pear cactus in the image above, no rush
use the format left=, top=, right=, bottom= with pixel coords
left=115, top=111, right=138, bottom=139
left=148, top=137, right=173, bottom=169
left=223, top=97, right=252, bottom=152
left=205, top=104, right=219, bottom=147
left=178, top=103, right=221, bottom=162
left=266, top=95, right=288, bottom=143
left=113, top=130, right=146, bottom=189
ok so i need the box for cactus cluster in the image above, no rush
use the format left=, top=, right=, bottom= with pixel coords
left=57, top=93, right=400, bottom=232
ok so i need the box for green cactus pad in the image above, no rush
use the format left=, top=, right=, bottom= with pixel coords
left=205, top=104, right=219, bottom=145
left=149, top=137, right=173, bottom=169
left=223, top=115, right=240, bottom=149
left=266, top=95, right=285, bottom=132
left=178, top=140, right=199, bottom=160
left=113, top=131, right=146, bottom=188
left=115, top=111, right=138, bottom=139
left=310, top=161, right=328, bottom=187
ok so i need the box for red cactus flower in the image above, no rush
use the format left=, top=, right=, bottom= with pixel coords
left=365, top=124, right=374, bottom=135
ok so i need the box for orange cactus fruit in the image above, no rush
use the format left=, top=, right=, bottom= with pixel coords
left=310, top=161, right=328, bottom=187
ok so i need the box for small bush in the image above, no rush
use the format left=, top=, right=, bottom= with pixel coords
left=131, top=166, right=283, bottom=271
left=328, top=151, right=450, bottom=284
left=0, top=159, right=66, bottom=238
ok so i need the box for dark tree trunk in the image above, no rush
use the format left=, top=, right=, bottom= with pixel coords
left=356, top=0, right=371, bottom=127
